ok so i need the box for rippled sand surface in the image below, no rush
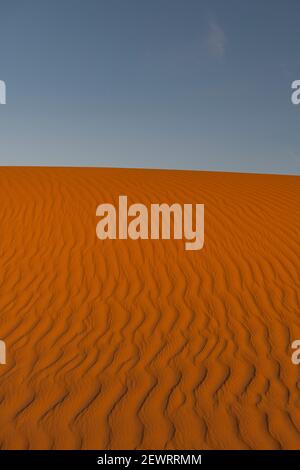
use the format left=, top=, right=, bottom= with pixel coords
left=0, top=167, right=300, bottom=449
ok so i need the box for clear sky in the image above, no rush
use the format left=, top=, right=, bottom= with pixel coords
left=0, top=0, right=300, bottom=174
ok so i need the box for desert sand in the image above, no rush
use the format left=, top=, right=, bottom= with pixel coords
left=0, top=167, right=300, bottom=450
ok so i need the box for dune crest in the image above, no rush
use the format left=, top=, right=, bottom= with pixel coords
left=0, top=167, right=300, bottom=450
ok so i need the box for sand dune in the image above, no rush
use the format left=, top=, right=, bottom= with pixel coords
left=0, top=167, right=300, bottom=449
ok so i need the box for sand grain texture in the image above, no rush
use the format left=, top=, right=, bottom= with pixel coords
left=0, top=167, right=300, bottom=449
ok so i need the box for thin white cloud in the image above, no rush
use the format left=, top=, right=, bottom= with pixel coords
left=205, top=20, right=226, bottom=59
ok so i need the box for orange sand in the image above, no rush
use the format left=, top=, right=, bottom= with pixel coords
left=0, top=167, right=300, bottom=450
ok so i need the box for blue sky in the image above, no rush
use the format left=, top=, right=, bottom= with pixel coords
left=0, top=0, right=300, bottom=174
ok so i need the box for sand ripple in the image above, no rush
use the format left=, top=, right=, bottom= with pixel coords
left=0, top=167, right=300, bottom=449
